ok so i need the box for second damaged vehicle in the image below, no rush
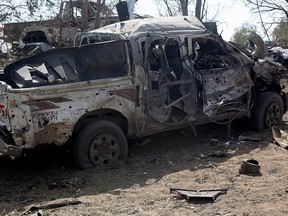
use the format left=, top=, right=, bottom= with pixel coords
left=0, top=16, right=287, bottom=169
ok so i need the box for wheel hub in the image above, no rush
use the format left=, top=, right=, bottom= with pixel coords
left=89, top=133, right=120, bottom=167
left=265, top=102, right=281, bottom=127
left=98, top=142, right=111, bottom=156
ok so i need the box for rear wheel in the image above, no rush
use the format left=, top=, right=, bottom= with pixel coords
left=73, top=120, right=128, bottom=170
left=250, top=92, right=284, bottom=131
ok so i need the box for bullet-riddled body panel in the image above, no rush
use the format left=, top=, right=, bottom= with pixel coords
left=5, top=77, right=135, bottom=149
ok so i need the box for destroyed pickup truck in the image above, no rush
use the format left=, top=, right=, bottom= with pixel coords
left=0, top=16, right=287, bottom=169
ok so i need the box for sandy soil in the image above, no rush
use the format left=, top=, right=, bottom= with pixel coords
left=1, top=111, right=288, bottom=216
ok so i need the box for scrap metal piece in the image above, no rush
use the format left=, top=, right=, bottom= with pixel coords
left=0, top=138, right=22, bottom=157
left=209, top=138, right=219, bottom=146
left=253, top=59, right=286, bottom=86
left=238, top=135, right=262, bottom=142
left=170, top=188, right=227, bottom=201
left=21, top=200, right=81, bottom=216
left=248, top=31, right=268, bottom=59
left=272, top=126, right=288, bottom=148
left=205, top=151, right=227, bottom=158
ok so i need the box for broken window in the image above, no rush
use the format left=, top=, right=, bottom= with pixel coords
left=192, top=38, right=232, bottom=70
left=4, top=40, right=131, bottom=88
left=73, top=33, right=122, bottom=47
left=22, top=30, right=49, bottom=44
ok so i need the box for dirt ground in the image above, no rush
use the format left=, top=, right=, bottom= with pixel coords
left=1, top=109, right=288, bottom=216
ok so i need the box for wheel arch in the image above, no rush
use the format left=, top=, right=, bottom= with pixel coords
left=250, top=91, right=284, bottom=131
left=72, top=108, right=129, bottom=137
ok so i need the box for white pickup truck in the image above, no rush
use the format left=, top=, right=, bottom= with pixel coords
left=0, top=16, right=286, bottom=169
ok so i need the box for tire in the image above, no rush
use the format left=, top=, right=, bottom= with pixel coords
left=250, top=92, right=284, bottom=131
left=73, top=120, right=128, bottom=170
left=239, top=159, right=261, bottom=175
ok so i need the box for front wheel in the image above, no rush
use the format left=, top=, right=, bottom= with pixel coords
left=73, top=120, right=128, bottom=170
left=250, top=92, right=284, bottom=131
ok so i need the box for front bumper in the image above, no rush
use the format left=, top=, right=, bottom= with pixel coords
left=0, top=138, right=22, bottom=157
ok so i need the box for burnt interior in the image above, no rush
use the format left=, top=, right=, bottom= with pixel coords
left=145, top=38, right=195, bottom=123
left=144, top=36, right=253, bottom=123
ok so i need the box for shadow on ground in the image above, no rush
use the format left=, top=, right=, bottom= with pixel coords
left=0, top=121, right=275, bottom=213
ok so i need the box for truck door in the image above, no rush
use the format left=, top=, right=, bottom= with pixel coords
left=143, top=36, right=198, bottom=124
left=191, top=37, right=254, bottom=118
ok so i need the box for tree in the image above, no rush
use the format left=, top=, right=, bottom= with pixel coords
left=195, top=0, right=201, bottom=18
left=1, top=0, right=118, bottom=47
left=92, top=0, right=119, bottom=28
left=155, top=0, right=186, bottom=16
left=231, top=24, right=255, bottom=46
left=181, top=0, right=189, bottom=16
left=272, top=20, right=288, bottom=46
left=244, top=0, right=288, bottom=44
left=0, top=0, right=57, bottom=23
left=155, top=0, right=207, bottom=20
left=244, top=0, right=288, bottom=19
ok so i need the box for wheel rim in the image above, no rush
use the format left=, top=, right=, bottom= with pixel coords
left=89, top=133, right=120, bottom=167
left=265, top=102, right=281, bottom=128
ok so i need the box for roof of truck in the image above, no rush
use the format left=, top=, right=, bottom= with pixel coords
left=90, top=16, right=208, bottom=37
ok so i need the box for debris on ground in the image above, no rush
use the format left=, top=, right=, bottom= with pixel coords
left=134, top=139, right=151, bottom=147
left=209, top=139, right=219, bottom=146
left=202, top=151, right=228, bottom=158
left=224, top=141, right=232, bottom=146
left=47, top=177, right=84, bottom=190
left=237, top=141, right=247, bottom=145
left=238, top=135, right=262, bottom=142
left=272, top=126, right=288, bottom=148
left=170, top=188, right=227, bottom=202
left=21, top=200, right=81, bottom=216
left=239, top=159, right=261, bottom=175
